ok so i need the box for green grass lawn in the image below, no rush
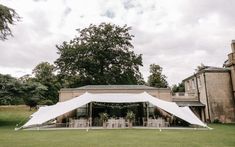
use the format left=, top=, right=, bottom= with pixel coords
left=0, top=106, right=235, bottom=147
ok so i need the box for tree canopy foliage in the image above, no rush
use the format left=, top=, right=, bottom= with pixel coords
left=0, top=62, right=60, bottom=107
left=147, top=64, right=168, bottom=88
left=172, top=82, right=185, bottom=93
left=33, top=62, right=55, bottom=83
left=0, top=73, right=47, bottom=109
left=32, top=62, right=61, bottom=103
left=0, top=74, right=22, bottom=105
left=0, top=4, right=20, bottom=40
left=20, top=80, right=47, bottom=110
left=55, top=23, right=144, bottom=87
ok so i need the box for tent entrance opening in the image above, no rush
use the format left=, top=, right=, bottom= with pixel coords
left=91, top=102, right=145, bottom=126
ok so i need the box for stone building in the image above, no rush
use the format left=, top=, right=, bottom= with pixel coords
left=181, top=40, right=235, bottom=123
left=182, top=66, right=235, bottom=123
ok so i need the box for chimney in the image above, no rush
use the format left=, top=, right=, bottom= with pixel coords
left=232, top=40, right=235, bottom=53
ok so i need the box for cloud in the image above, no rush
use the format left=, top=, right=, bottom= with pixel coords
left=103, top=10, right=115, bottom=19
left=64, top=7, right=72, bottom=16
left=0, top=0, right=234, bottom=85
left=122, top=0, right=135, bottom=10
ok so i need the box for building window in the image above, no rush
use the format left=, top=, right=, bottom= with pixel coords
left=192, top=79, right=195, bottom=89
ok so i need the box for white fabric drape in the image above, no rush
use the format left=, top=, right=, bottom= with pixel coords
left=22, top=92, right=207, bottom=128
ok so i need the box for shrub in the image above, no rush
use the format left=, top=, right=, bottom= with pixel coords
left=99, top=113, right=109, bottom=122
left=126, top=111, right=135, bottom=121
left=213, top=118, right=221, bottom=124
left=39, top=99, right=54, bottom=106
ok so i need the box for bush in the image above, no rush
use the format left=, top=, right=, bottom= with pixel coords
left=0, top=98, right=24, bottom=105
left=39, top=99, right=54, bottom=106
left=99, top=113, right=109, bottom=122
left=24, top=97, right=39, bottom=110
left=213, top=118, right=221, bottom=124
left=126, top=111, right=135, bottom=121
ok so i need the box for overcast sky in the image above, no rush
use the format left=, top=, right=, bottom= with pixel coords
left=0, top=0, right=235, bottom=85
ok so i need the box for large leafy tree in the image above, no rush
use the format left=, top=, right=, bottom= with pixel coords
left=0, top=4, right=20, bottom=40
left=32, top=62, right=61, bottom=103
left=147, top=64, right=168, bottom=88
left=33, top=62, right=55, bottom=83
left=55, top=23, right=144, bottom=86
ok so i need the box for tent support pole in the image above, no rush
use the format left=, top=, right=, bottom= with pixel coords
left=89, top=102, right=92, bottom=127
left=146, top=102, right=149, bottom=127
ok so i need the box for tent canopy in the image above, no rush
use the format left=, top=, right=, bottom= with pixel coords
left=22, top=92, right=207, bottom=128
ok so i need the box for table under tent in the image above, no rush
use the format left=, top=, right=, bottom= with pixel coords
left=19, top=92, right=209, bottom=130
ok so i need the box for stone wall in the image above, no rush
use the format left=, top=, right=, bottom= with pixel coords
left=205, top=72, right=235, bottom=123
left=59, top=88, right=172, bottom=102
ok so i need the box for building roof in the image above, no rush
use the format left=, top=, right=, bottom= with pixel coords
left=202, top=66, right=230, bottom=72
left=60, top=85, right=171, bottom=92
left=75, top=85, right=156, bottom=90
left=175, top=101, right=205, bottom=107
left=183, top=66, right=230, bottom=81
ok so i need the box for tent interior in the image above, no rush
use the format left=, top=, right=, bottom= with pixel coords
left=60, top=102, right=190, bottom=127
left=20, top=92, right=208, bottom=129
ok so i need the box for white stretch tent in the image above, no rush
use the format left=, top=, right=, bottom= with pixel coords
left=22, top=92, right=207, bottom=128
